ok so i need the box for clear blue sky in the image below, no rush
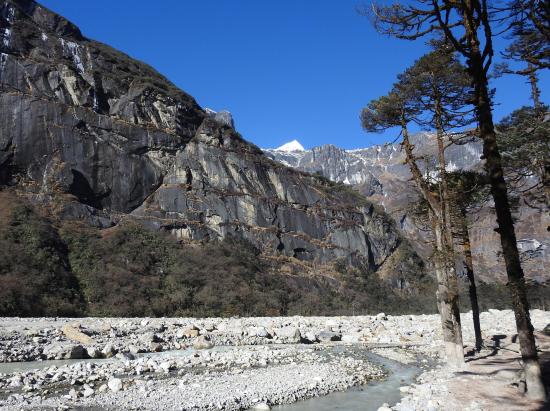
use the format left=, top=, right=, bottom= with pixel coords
left=39, top=0, right=548, bottom=150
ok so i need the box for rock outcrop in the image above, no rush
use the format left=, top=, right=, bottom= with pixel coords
left=0, top=0, right=417, bottom=275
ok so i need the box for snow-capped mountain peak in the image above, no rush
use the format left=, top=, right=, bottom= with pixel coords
left=275, top=140, right=305, bottom=152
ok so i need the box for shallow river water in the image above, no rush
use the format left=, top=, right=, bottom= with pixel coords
left=274, top=351, right=419, bottom=411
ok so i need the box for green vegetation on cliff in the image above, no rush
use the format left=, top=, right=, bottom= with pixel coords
left=0, top=192, right=436, bottom=317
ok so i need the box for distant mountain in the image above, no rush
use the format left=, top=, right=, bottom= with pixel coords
left=265, top=136, right=549, bottom=283
left=265, top=133, right=483, bottom=199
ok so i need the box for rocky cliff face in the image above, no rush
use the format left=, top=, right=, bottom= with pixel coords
left=0, top=0, right=418, bottom=277
left=265, top=137, right=549, bottom=283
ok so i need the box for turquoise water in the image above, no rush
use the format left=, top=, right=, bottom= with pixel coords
left=274, top=352, right=420, bottom=411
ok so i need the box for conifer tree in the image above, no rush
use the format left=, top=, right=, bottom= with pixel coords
left=361, top=45, right=474, bottom=365
left=365, top=0, right=546, bottom=399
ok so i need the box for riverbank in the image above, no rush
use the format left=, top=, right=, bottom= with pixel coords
left=1, top=310, right=549, bottom=410
left=393, top=330, right=550, bottom=411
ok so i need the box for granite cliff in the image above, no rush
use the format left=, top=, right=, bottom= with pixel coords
left=0, top=0, right=423, bottom=299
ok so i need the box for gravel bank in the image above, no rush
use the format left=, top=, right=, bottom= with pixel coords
left=1, top=309, right=549, bottom=410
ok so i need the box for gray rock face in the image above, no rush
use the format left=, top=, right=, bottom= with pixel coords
left=205, top=108, right=235, bottom=128
left=265, top=135, right=549, bottom=282
left=0, top=0, right=416, bottom=274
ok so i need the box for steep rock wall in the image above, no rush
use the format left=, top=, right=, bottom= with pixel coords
left=0, top=0, right=416, bottom=275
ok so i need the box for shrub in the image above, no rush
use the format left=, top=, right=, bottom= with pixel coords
left=0, top=192, right=84, bottom=316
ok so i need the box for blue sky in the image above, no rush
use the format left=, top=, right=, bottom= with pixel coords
left=40, top=0, right=548, bottom=150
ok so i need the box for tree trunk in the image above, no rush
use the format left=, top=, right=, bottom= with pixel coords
left=434, top=94, right=455, bottom=252
left=466, top=32, right=546, bottom=400
left=403, top=121, right=464, bottom=367
left=460, top=209, right=483, bottom=351
left=431, top=211, right=465, bottom=367
left=434, top=97, right=465, bottom=365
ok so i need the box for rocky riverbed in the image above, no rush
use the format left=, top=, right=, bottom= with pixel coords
left=1, top=310, right=549, bottom=410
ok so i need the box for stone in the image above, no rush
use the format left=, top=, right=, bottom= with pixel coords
left=107, top=378, right=123, bottom=393
left=304, top=332, right=318, bottom=343
left=102, top=343, right=117, bottom=358
left=318, top=331, right=341, bottom=342
left=67, top=345, right=89, bottom=359
left=193, top=336, right=214, bottom=350
left=129, top=345, right=140, bottom=355
left=183, top=328, right=200, bottom=338
left=43, top=343, right=66, bottom=359
left=249, top=327, right=271, bottom=338
left=150, top=342, right=163, bottom=352
left=373, top=324, right=386, bottom=336
left=251, top=403, right=271, bottom=410
left=275, top=327, right=301, bottom=343
left=86, top=347, right=103, bottom=359
left=159, top=361, right=173, bottom=373
left=61, top=325, right=94, bottom=345
left=82, top=385, right=94, bottom=398
left=341, top=334, right=359, bottom=343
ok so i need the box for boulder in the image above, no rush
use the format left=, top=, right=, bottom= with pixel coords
left=82, top=385, right=94, bottom=398
left=43, top=343, right=66, bottom=359
left=62, top=325, right=94, bottom=345
left=193, top=336, right=214, bottom=350
left=249, top=327, right=271, bottom=338
left=342, top=334, right=360, bottom=343
left=66, top=345, right=89, bottom=359
left=275, top=327, right=301, bottom=343
left=86, top=347, right=103, bottom=359
left=183, top=328, right=200, bottom=338
left=318, top=331, right=341, bottom=342
left=303, top=331, right=318, bottom=343
left=101, top=343, right=117, bottom=358
left=150, top=342, right=163, bottom=352
left=129, top=345, right=141, bottom=355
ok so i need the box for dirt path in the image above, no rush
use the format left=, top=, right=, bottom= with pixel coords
left=397, top=332, right=550, bottom=410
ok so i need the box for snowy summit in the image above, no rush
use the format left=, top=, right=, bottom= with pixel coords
left=275, top=140, right=305, bottom=152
